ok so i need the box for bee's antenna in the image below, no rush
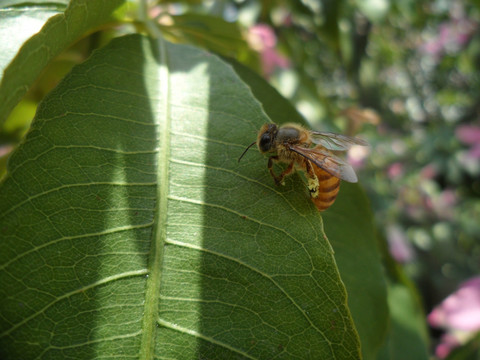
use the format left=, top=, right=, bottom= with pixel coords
left=238, top=141, right=257, bottom=162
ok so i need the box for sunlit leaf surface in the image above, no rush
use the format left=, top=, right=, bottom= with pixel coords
left=0, top=34, right=362, bottom=359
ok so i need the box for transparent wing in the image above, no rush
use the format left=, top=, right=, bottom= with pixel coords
left=309, top=131, right=369, bottom=151
left=289, top=145, right=358, bottom=183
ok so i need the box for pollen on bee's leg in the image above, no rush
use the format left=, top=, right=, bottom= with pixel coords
left=307, top=176, right=319, bottom=198
left=305, top=160, right=319, bottom=198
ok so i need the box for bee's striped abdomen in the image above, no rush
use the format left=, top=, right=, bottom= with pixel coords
left=310, top=167, right=341, bottom=211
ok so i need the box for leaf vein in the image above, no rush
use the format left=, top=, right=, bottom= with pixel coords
left=0, top=269, right=148, bottom=337
left=157, top=318, right=258, bottom=360
left=164, top=238, right=329, bottom=342
left=0, top=223, right=152, bottom=270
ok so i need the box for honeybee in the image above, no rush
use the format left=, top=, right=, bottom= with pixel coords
left=238, top=123, right=368, bottom=211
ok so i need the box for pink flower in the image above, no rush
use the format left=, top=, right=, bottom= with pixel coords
left=469, top=144, right=480, bottom=159
left=456, top=125, right=480, bottom=145
left=420, top=18, right=477, bottom=61
left=386, top=225, right=414, bottom=263
left=347, top=145, right=370, bottom=169
left=429, top=277, right=480, bottom=331
left=456, top=125, right=480, bottom=160
left=420, top=164, right=437, bottom=179
left=429, top=276, right=480, bottom=357
left=248, top=24, right=290, bottom=77
left=429, top=189, right=457, bottom=220
left=435, top=333, right=461, bottom=359
left=0, top=144, right=13, bottom=158
left=387, top=162, right=404, bottom=180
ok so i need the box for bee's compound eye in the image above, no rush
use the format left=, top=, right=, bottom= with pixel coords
left=259, top=133, right=272, bottom=152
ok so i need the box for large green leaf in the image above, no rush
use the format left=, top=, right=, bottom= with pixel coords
left=0, top=34, right=362, bottom=359
left=0, top=0, right=127, bottom=126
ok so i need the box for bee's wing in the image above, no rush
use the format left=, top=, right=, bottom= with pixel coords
left=309, top=131, right=369, bottom=151
left=289, top=145, right=358, bottom=183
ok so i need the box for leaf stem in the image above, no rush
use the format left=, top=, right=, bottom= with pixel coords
left=139, top=1, right=171, bottom=359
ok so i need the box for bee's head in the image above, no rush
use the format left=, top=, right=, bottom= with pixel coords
left=238, top=123, right=278, bottom=162
left=257, top=123, right=277, bottom=153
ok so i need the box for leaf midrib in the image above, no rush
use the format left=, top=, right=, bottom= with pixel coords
left=139, top=36, right=170, bottom=360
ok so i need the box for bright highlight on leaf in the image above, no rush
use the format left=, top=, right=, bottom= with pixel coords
left=0, top=0, right=127, bottom=126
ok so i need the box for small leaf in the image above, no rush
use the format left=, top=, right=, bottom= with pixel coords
left=0, top=0, right=127, bottom=126
left=0, top=5, right=61, bottom=75
left=163, top=13, right=249, bottom=57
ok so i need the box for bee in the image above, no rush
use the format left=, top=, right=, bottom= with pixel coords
left=238, top=123, right=368, bottom=211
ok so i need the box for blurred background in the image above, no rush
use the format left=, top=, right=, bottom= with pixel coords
left=1, top=0, right=479, bottom=358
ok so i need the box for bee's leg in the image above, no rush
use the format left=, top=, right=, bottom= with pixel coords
left=305, top=161, right=319, bottom=198
left=277, top=161, right=295, bottom=186
left=268, top=157, right=294, bottom=186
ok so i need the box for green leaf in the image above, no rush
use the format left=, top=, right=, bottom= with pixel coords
left=163, top=13, right=249, bottom=57
left=377, top=282, right=429, bottom=360
left=1, top=1, right=68, bottom=6
left=0, top=5, right=61, bottom=75
left=0, top=34, right=362, bottom=359
left=323, top=185, right=389, bottom=359
left=0, top=0, right=127, bottom=126
left=377, top=237, right=429, bottom=360
left=226, top=57, right=389, bottom=359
